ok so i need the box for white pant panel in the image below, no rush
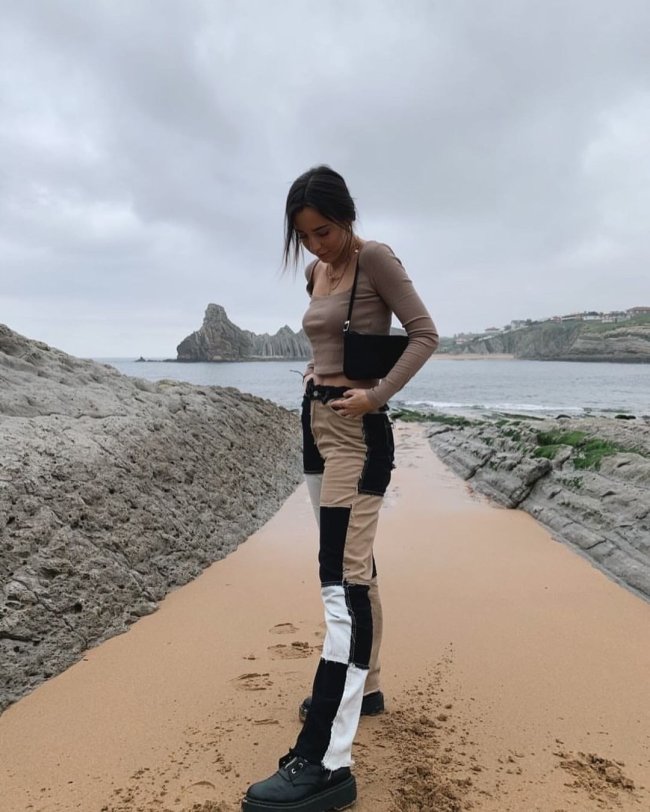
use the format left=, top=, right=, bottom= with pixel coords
left=305, top=473, right=323, bottom=524
left=321, top=585, right=352, bottom=664
left=322, top=664, right=367, bottom=770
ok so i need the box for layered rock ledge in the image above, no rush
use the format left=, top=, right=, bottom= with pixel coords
left=415, top=411, right=650, bottom=600
left=0, top=325, right=302, bottom=712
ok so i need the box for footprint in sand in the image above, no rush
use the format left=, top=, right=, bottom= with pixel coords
left=185, top=780, right=216, bottom=790
left=180, top=779, right=218, bottom=805
left=270, top=622, right=299, bottom=634
left=268, top=642, right=313, bottom=659
left=232, top=672, right=273, bottom=691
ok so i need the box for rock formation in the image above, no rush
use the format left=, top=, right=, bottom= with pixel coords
left=248, top=324, right=311, bottom=360
left=0, top=324, right=302, bottom=712
left=423, top=413, right=650, bottom=600
left=177, top=304, right=311, bottom=361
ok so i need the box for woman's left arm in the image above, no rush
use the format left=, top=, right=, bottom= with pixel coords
left=333, top=243, right=438, bottom=417
left=363, top=242, right=439, bottom=409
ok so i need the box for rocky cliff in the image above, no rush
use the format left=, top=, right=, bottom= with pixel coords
left=448, top=320, right=650, bottom=362
left=419, top=412, right=650, bottom=600
left=0, top=324, right=302, bottom=712
left=177, top=304, right=311, bottom=361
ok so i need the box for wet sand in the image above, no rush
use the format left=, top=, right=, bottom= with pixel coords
left=0, top=424, right=648, bottom=811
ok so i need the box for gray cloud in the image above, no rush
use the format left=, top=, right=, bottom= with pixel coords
left=1, top=0, right=649, bottom=355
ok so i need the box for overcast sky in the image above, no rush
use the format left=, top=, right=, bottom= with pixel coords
left=2, top=0, right=649, bottom=357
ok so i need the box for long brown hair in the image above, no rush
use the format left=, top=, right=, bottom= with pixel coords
left=283, top=165, right=356, bottom=267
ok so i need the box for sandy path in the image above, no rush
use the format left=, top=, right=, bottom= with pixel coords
left=0, top=424, right=648, bottom=812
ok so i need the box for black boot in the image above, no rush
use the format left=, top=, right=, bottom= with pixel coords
left=242, top=751, right=356, bottom=811
left=298, top=690, right=384, bottom=723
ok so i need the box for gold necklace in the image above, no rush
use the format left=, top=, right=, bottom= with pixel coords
left=326, top=265, right=346, bottom=293
left=326, top=239, right=360, bottom=294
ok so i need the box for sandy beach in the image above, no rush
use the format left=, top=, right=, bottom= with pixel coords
left=1, top=423, right=648, bottom=812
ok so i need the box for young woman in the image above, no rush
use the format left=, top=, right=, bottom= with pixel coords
left=242, top=166, right=438, bottom=812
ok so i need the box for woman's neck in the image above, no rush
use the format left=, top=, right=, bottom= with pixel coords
left=329, top=236, right=362, bottom=273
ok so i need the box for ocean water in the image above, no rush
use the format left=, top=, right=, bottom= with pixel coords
left=97, top=358, right=650, bottom=418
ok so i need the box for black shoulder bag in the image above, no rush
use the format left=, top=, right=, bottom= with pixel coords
left=342, top=253, right=409, bottom=379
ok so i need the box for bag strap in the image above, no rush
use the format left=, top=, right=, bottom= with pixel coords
left=343, top=252, right=361, bottom=333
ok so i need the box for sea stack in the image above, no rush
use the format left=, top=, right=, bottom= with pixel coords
left=176, top=303, right=311, bottom=361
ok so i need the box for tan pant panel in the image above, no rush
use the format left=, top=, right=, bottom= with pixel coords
left=366, top=578, right=383, bottom=695
left=310, top=401, right=366, bottom=507
left=308, top=400, right=385, bottom=693
left=343, top=492, right=382, bottom=584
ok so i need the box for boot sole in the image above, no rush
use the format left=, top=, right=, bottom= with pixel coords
left=242, top=774, right=356, bottom=812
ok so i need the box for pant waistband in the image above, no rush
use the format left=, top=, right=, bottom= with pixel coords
left=305, top=379, right=349, bottom=403
left=304, top=380, right=389, bottom=412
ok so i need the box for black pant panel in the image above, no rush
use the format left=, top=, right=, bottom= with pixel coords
left=358, top=413, right=395, bottom=496
left=294, top=659, right=348, bottom=763
left=302, top=394, right=325, bottom=474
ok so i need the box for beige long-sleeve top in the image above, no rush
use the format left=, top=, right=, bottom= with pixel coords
left=302, top=240, right=439, bottom=408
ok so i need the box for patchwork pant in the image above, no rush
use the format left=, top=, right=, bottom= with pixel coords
left=294, top=383, right=394, bottom=769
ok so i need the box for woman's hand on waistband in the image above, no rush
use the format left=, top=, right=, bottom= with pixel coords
left=330, top=389, right=374, bottom=417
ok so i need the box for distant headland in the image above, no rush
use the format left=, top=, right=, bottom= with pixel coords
left=439, top=307, right=650, bottom=362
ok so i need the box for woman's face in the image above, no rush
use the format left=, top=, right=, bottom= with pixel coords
left=293, top=207, right=350, bottom=264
